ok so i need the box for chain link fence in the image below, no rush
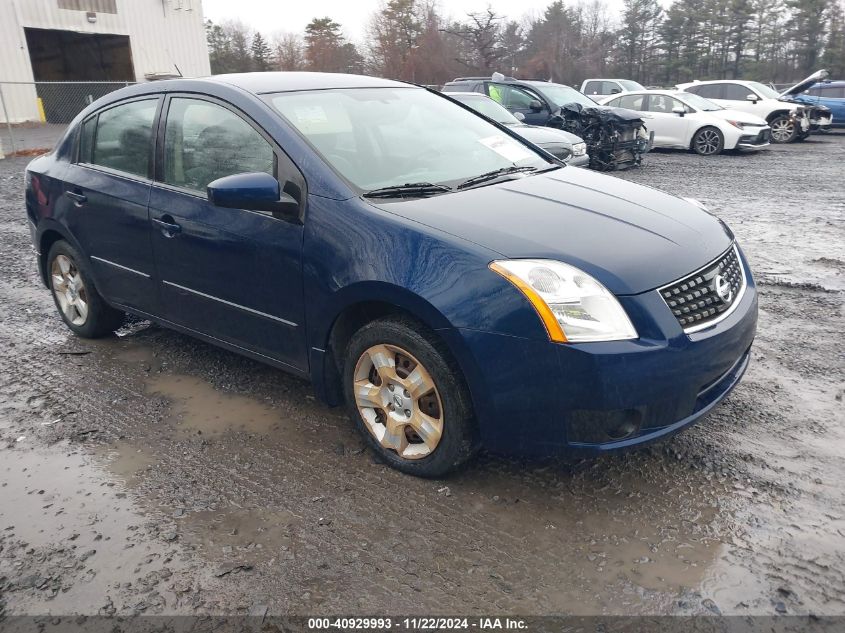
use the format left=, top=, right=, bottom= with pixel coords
left=0, top=81, right=135, bottom=158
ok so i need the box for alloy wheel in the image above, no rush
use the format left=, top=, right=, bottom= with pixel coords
left=352, top=343, right=444, bottom=460
left=770, top=119, right=794, bottom=143
left=51, top=254, right=89, bottom=326
left=695, top=129, right=721, bottom=155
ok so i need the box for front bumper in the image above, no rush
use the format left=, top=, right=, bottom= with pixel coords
left=442, top=247, right=758, bottom=456
left=737, top=127, right=771, bottom=149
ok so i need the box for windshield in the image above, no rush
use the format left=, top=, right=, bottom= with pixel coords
left=269, top=88, right=550, bottom=191
left=451, top=95, right=520, bottom=125
left=619, top=80, right=646, bottom=91
left=679, top=93, right=723, bottom=111
left=747, top=82, right=780, bottom=99
left=534, top=84, right=596, bottom=108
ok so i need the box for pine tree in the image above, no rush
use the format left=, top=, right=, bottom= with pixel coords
left=251, top=32, right=272, bottom=71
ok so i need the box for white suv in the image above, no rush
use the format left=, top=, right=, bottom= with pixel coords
left=676, top=80, right=810, bottom=143
left=581, top=79, right=645, bottom=97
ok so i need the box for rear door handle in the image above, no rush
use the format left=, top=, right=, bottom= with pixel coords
left=65, top=190, right=87, bottom=205
left=152, top=216, right=182, bottom=238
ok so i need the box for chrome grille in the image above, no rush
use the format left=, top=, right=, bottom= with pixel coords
left=659, top=245, right=745, bottom=333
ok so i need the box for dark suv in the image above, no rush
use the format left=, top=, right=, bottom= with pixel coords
left=443, top=76, right=650, bottom=170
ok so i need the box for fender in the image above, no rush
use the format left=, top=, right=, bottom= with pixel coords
left=33, top=218, right=87, bottom=287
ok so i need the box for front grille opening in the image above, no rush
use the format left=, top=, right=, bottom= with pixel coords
left=659, top=245, right=745, bottom=333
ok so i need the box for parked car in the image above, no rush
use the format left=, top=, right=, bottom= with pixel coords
left=778, top=71, right=842, bottom=129
left=676, top=79, right=811, bottom=143
left=580, top=78, right=646, bottom=97
left=444, top=91, right=589, bottom=166
left=600, top=90, right=771, bottom=155
left=25, top=72, right=758, bottom=477
left=443, top=75, right=650, bottom=170
left=776, top=70, right=834, bottom=133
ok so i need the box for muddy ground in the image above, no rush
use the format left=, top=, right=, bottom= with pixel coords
left=0, top=134, right=843, bottom=619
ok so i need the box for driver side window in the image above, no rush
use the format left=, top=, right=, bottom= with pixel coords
left=163, top=98, right=275, bottom=193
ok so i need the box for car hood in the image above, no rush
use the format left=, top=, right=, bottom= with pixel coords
left=707, top=109, right=769, bottom=126
left=508, top=123, right=583, bottom=145
left=779, top=69, right=829, bottom=96
left=370, top=168, right=732, bottom=295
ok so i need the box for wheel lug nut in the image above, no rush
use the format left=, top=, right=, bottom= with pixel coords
left=388, top=384, right=394, bottom=392
left=403, top=389, right=410, bottom=398
left=404, top=409, right=411, bottom=417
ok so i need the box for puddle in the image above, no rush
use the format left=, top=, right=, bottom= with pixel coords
left=96, top=441, right=157, bottom=486
left=0, top=443, right=199, bottom=615
left=146, top=374, right=283, bottom=437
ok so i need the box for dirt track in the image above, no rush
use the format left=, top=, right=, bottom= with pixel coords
left=0, top=134, right=843, bottom=618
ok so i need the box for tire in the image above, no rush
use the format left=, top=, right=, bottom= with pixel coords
left=342, top=316, right=478, bottom=477
left=769, top=115, right=797, bottom=143
left=47, top=240, right=125, bottom=338
left=692, top=127, right=724, bottom=156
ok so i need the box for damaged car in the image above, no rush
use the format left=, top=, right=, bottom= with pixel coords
left=443, top=74, right=650, bottom=171
left=776, top=69, right=834, bottom=133
left=444, top=91, right=589, bottom=166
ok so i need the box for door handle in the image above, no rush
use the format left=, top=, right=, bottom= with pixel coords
left=65, top=190, right=87, bottom=206
left=152, top=216, right=182, bottom=238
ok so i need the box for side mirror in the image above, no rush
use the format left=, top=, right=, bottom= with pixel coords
left=746, top=94, right=759, bottom=102
left=514, top=111, right=526, bottom=122
left=528, top=99, right=544, bottom=112
left=207, top=172, right=299, bottom=219
left=672, top=106, right=686, bottom=117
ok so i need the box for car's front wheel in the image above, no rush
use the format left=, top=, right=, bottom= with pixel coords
left=769, top=116, right=797, bottom=143
left=692, top=127, right=724, bottom=156
left=342, top=317, right=478, bottom=477
left=47, top=240, right=125, bottom=338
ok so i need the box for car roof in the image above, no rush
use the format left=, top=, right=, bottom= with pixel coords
left=203, top=71, right=410, bottom=94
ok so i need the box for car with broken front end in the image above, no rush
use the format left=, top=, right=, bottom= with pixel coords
left=443, top=75, right=651, bottom=170
left=24, top=72, right=758, bottom=477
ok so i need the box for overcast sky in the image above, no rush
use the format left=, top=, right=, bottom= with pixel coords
left=201, top=0, right=620, bottom=44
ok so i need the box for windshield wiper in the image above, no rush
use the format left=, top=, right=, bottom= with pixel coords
left=456, top=166, right=539, bottom=190
left=363, top=182, right=452, bottom=199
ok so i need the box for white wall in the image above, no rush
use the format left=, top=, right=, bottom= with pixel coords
left=0, top=0, right=211, bottom=122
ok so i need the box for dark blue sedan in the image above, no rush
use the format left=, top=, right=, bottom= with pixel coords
left=24, top=73, right=758, bottom=477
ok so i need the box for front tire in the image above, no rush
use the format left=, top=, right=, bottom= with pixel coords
left=769, top=115, right=797, bottom=143
left=692, top=127, right=724, bottom=156
left=47, top=240, right=125, bottom=338
left=342, top=316, right=478, bottom=477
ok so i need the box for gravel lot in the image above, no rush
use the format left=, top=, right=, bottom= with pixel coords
left=0, top=134, right=843, bottom=620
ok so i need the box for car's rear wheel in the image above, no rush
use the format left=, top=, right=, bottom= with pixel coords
left=692, top=127, right=724, bottom=155
left=342, top=317, right=478, bottom=477
left=48, top=240, right=125, bottom=338
left=769, top=116, right=797, bottom=143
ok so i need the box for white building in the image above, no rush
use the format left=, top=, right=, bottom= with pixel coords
left=0, top=0, right=211, bottom=123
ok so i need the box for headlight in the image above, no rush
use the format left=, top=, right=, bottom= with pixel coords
left=572, top=142, right=587, bottom=156
left=726, top=120, right=745, bottom=129
left=489, top=260, right=638, bottom=343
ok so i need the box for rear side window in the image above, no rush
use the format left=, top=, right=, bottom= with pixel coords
left=693, top=84, right=723, bottom=99
left=616, top=94, right=645, bottom=110
left=724, top=84, right=755, bottom=100
left=822, top=86, right=845, bottom=98
left=163, top=98, right=274, bottom=193
left=583, top=81, right=602, bottom=95
left=89, top=99, right=158, bottom=178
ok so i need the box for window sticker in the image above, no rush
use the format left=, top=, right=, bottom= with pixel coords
left=478, top=135, right=533, bottom=163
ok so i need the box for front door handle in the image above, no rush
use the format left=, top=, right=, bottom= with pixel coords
left=65, top=190, right=87, bottom=206
left=152, top=215, right=182, bottom=238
